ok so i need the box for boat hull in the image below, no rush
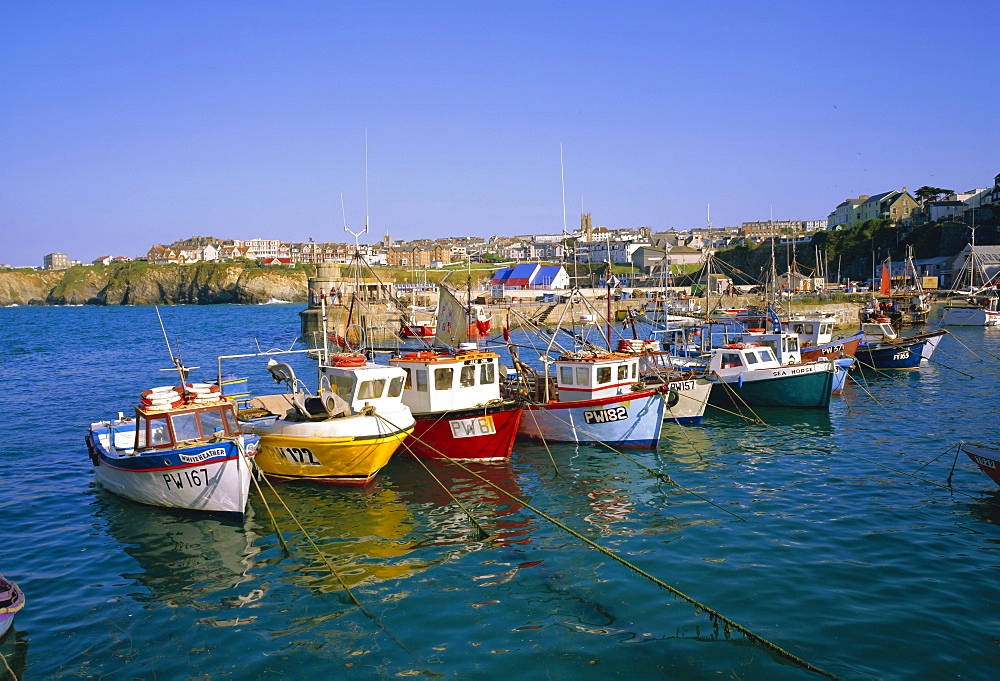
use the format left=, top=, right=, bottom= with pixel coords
left=832, top=357, right=855, bottom=395
left=941, top=306, right=1000, bottom=326
left=401, top=324, right=436, bottom=338
left=86, top=427, right=258, bottom=516
left=800, top=334, right=862, bottom=362
left=0, top=574, right=24, bottom=640
left=856, top=331, right=945, bottom=369
left=657, top=377, right=713, bottom=424
left=519, top=389, right=666, bottom=449
left=709, top=365, right=834, bottom=409
left=253, top=409, right=414, bottom=484
left=960, top=442, right=1000, bottom=487
left=400, top=402, right=523, bottom=461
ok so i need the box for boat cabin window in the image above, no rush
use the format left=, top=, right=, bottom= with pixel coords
left=330, top=373, right=355, bottom=401
left=745, top=352, right=759, bottom=365
left=821, top=323, right=832, bottom=335
left=434, top=367, right=453, bottom=391
left=757, top=349, right=775, bottom=362
left=358, top=379, right=385, bottom=400
left=200, top=408, right=235, bottom=437
left=480, top=363, right=495, bottom=384
left=560, top=366, right=573, bottom=384
left=460, top=365, right=476, bottom=387
left=402, top=367, right=413, bottom=389
left=632, top=363, right=637, bottom=379
left=415, top=369, right=428, bottom=392
left=388, top=376, right=404, bottom=397
left=617, top=364, right=629, bottom=381
left=170, top=412, right=202, bottom=442
left=720, top=352, right=743, bottom=369
left=575, top=367, right=589, bottom=386
left=597, top=367, right=612, bottom=385
left=138, top=415, right=171, bottom=449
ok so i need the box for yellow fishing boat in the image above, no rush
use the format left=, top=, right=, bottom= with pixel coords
left=245, top=354, right=414, bottom=485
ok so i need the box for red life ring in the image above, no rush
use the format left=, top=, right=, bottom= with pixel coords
left=184, top=383, right=220, bottom=394
left=141, top=386, right=182, bottom=399
left=725, top=343, right=745, bottom=349
left=403, top=351, right=437, bottom=360
left=331, top=354, right=367, bottom=367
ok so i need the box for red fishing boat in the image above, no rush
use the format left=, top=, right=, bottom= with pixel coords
left=389, top=347, right=522, bottom=461
left=959, top=442, right=1000, bottom=487
left=400, top=322, right=436, bottom=338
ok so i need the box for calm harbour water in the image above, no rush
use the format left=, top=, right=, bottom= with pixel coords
left=1, top=304, right=999, bottom=680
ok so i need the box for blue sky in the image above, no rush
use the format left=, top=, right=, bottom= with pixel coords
left=2, top=0, right=997, bottom=266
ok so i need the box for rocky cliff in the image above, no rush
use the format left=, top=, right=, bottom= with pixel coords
left=0, top=263, right=310, bottom=306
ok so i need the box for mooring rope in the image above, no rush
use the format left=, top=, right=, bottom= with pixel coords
left=234, top=438, right=421, bottom=662
left=935, top=329, right=1000, bottom=364
left=0, top=649, right=16, bottom=681
left=372, top=414, right=836, bottom=678
left=708, top=371, right=768, bottom=425
left=830, top=443, right=983, bottom=500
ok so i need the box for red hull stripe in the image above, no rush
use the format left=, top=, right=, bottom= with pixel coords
left=527, top=389, right=658, bottom=410
left=557, top=381, right=637, bottom=393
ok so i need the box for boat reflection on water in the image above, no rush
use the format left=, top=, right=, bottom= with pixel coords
left=94, top=489, right=261, bottom=610
left=250, top=481, right=435, bottom=591
left=702, top=404, right=835, bottom=433
left=964, top=488, right=1000, bottom=525
left=0, top=630, right=28, bottom=681
left=384, top=457, right=532, bottom=548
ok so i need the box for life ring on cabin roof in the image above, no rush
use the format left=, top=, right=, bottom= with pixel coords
left=184, top=383, right=220, bottom=394
left=403, top=351, right=437, bottom=360
left=330, top=354, right=367, bottom=367
left=141, top=386, right=183, bottom=400
left=724, top=343, right=746, bottom=349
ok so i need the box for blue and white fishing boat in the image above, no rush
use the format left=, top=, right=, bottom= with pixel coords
left=0, top=574, right=24, bottom=640
left=505, top=351, right=667, bottom=449
left=86, top=382, right=259, bottom=516
left=86, top=314, right=259, bottom=517
left=854, top=322, right=947, bottom=370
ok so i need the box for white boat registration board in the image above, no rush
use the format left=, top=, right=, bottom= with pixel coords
left=450, top=415, right=496, bottom=439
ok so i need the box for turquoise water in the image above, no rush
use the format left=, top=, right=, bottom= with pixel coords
left=1, top=304, right=1000, bottom=679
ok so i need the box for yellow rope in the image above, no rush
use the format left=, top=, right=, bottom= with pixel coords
left=233, top=438, right=419, bottom=661
left=0, top=649, right=16, bottom=681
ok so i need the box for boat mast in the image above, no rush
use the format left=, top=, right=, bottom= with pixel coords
left=341, top=129, right=370, bottom=353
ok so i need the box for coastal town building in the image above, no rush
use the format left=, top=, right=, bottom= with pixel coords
left=43, top=253, right=70, bottom=270
left=828, top=189, right=918, bottom=229
left=489, top=264, right=570, bottom=290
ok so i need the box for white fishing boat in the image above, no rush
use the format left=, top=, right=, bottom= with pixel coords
left=505, top=351, right=667, bottom=449
left=86, top=382, right=259, bottom=516
left=942, top=229, right=1000, bottom=326
left=615, top=338, right=712, bottom=424
left=940, top=292, right=1000, bottom=326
